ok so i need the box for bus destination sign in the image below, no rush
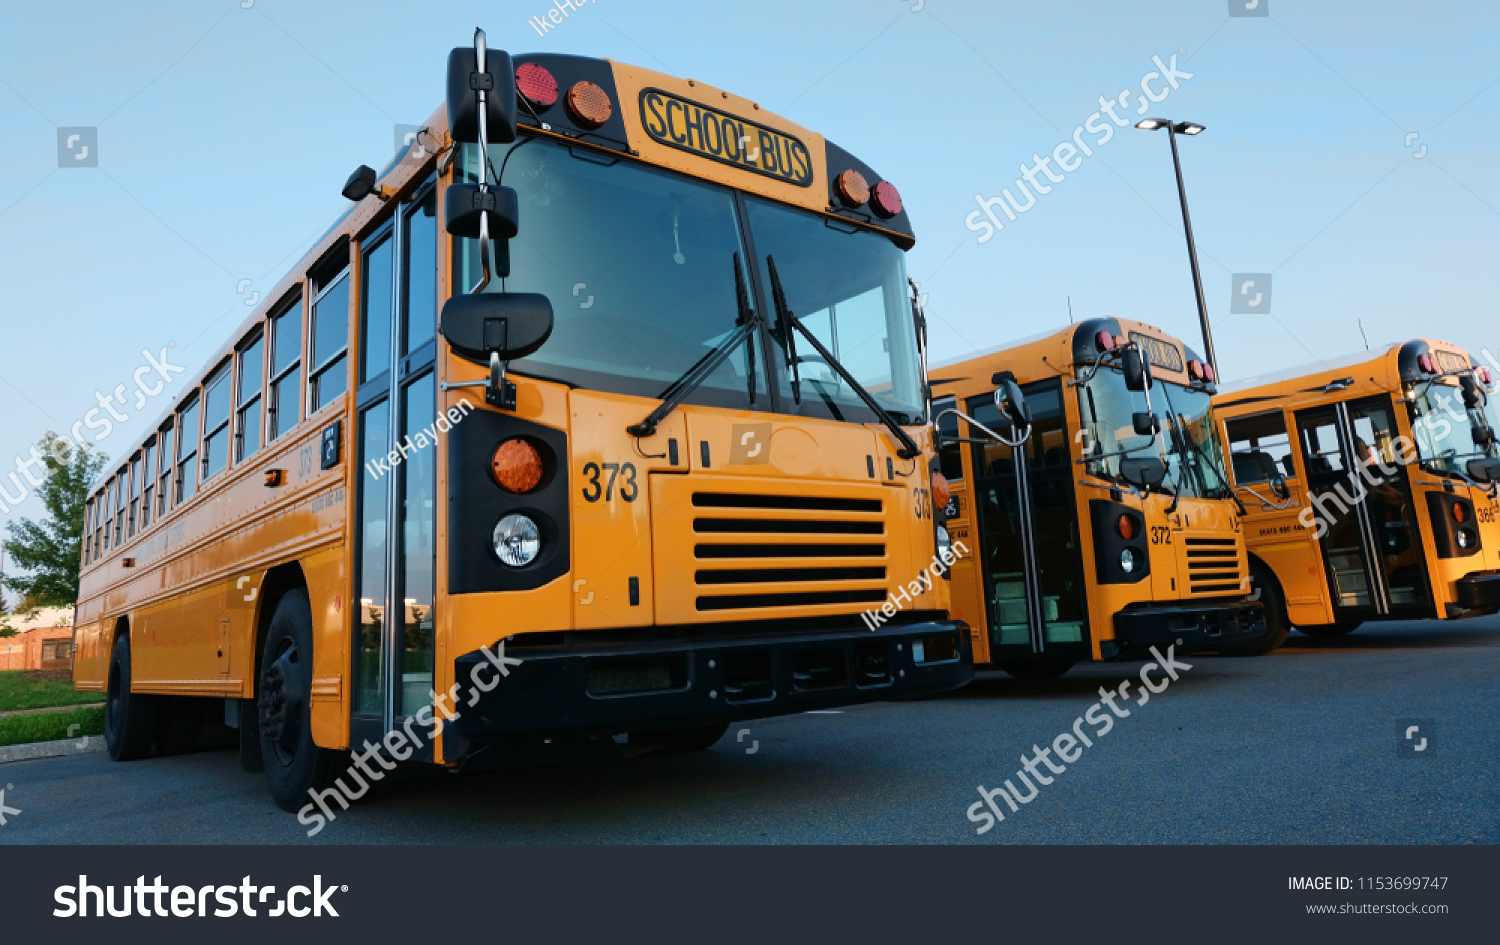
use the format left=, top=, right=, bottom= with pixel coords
left=638, top=89, right=814, bottom=187
left=1129, top=332, right=1186, bottom=373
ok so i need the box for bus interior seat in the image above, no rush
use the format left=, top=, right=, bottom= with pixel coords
left=1232, top=450, right=1279, bottom=483
left=1305, top=455, right=1334, bottom=474
left=1281, top=455, right=1297, bottom=478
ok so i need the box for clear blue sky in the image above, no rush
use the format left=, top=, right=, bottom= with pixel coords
left=2, top=0, right=1498, bottom=591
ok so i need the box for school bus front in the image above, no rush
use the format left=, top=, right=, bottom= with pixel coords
left=72, top=43, right=971, bottom=810
left=932, top=318, right=1268, bottom=679
left=1217, top=339, right=1500, bottom=639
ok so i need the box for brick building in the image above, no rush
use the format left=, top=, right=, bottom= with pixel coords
left=0, top=606, right=75, bottom=672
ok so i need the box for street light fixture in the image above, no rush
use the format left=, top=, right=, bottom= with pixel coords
left=1136, top=117, right=1214, bottom=368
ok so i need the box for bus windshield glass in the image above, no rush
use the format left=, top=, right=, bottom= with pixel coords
left=1157, top=382, right=1232, bottom=499
left=1408, top=380, right=1500, bottom=475
left=743, top=197, right=924, bottom=424
left=1075, top=364, right=1229, bottom=498
left=454, top=139, right=765, bottom=409
left=452, top=139, right=922, bottom=422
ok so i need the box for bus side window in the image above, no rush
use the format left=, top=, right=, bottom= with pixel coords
left=140, top=438, right=155, bottom=530
left=177, top=396, right=201, bottom=504
left=128, top=452, right=141, bottom=538
left=268, top=291, right=303, bottom=441
left=201, top=359, right=233, bottom=481
left=113, top=468, right=126, bottom=545
left=310, top=251, right=351, bottom=414
left=1225, top=411, right=1296, bottom=483
left=83, top=498, right=93, bottom=564
left=157, top=421, right=174, bottom=516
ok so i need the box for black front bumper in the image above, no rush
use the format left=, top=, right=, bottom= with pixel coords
left=1455, top=571, right=1500, bottom=610
left=448, top=619, right=973, bottom=747
left=1105, top=599, right=1266, bottom=658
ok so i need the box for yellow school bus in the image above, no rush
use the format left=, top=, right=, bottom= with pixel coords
left=929, top=318, right=1269, bottom=679
left=74, top=34, right=971, bottom=811
left=1215, top=339, right=1500, bottom=640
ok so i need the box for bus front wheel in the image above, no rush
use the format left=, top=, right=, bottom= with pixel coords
left=1220, top=562, right=1290, bottom=656
left=257, top=588, right=339, bottom=812
left=998, top=661, right=1074, bottom=681
left=105, top=632, right=158, bottom=762
left=1298, top=621, right=1361, bottom=638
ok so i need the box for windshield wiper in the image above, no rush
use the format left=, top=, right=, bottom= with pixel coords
left=766, top=255, right=921, bottom=459
left=626, top=253, right=760, bottom=439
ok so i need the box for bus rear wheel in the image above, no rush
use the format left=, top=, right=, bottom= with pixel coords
left=257, top=588, right=339, bottom=812
left=1298, top=621, right=1361, bottom=638
left=999, top=661, right=1074, bottom=681
left=1219, top=562, right=1290, bottom=656
left=105, top=632, right=157, bottom=762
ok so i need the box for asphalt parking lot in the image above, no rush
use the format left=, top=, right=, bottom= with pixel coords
left=2, top=619, right=1496, bottom=845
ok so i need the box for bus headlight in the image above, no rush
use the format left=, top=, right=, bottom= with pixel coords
left=936, top=525, right=952, bottom=559
left=1457, top=528, right=1476, bottom=550
left=1120, top=548, right=1138, bottom=574
left=492, top=513, right=541, bottom=567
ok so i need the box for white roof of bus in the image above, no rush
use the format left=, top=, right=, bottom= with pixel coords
left=1217, top=344, right=1401, bottom=394
left=928, top=326, right=1067, bottom=373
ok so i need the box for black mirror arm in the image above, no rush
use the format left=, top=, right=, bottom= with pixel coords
left=1234, top=484, right=1294, bottom=511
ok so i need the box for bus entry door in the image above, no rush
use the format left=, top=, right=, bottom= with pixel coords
left=1294, top=397, right=1428, bottom=619
left=967, top=381, right=1089, bottom=660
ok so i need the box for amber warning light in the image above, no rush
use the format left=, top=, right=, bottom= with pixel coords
left=492, top=438, right=544, bottom=494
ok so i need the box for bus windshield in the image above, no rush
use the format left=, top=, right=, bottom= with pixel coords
left=743, top=197, right=924, bottom=424
left=1408, top=380, right=1500, bottom=475
left=1076, top=364, right=1230, bottom=498
left=455, top=138, right=765, bottom=409
left=453, top=138, right=923, bottom=422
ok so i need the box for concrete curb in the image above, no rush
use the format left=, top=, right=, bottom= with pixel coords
left=0, top=736, right=106, bottom=764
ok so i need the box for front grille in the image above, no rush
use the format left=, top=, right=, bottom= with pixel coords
left=1184, top=536, right=1244, bottom=595
left=692, top=492, right=888, bottom=612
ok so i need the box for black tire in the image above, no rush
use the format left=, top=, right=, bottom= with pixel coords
left=238, top=698, right=265, bottom=774
left=999, top=661, right=1075, bottom=681
left=154, top=696, right=204, bottom=756
left=647, top=723, right=730, bottom=752
left=1298, top=620, right=1361, bottom=638
left=1219, top=562, right=1290, bottom=656
left=257, top=589, right=339, bottom=812
left=105, top=632, right=157, bottom=762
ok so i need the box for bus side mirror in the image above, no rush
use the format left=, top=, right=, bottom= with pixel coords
left=1461, top=374, right=1486, bottom=409
left=1132, top=412, right=1159, bottom=437
left=1119, top=456, right=1167, bottom=489
left=446, top=42, right=517, bottom=144
left=994, top=378, right=1032, bottom=432
left=1122, top=347, right=1151, bottom=392
left=441, top=292, right=553, bottom=364
left=445, top=183, right=520, bottom=239
left=1467, top=458, right=1500, bottom=482
left=1270, top=476, right=1291, bottom=500
left=1471, top=424, right=1495, bottom=446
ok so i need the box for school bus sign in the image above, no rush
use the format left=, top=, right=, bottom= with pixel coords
left=638, top=88, right=814, bottom=187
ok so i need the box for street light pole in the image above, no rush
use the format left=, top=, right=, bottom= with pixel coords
left=1137, top=118, right=1215, bottom=370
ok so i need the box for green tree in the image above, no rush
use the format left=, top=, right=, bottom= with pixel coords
left=1, top=433, right=107, bottom=609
